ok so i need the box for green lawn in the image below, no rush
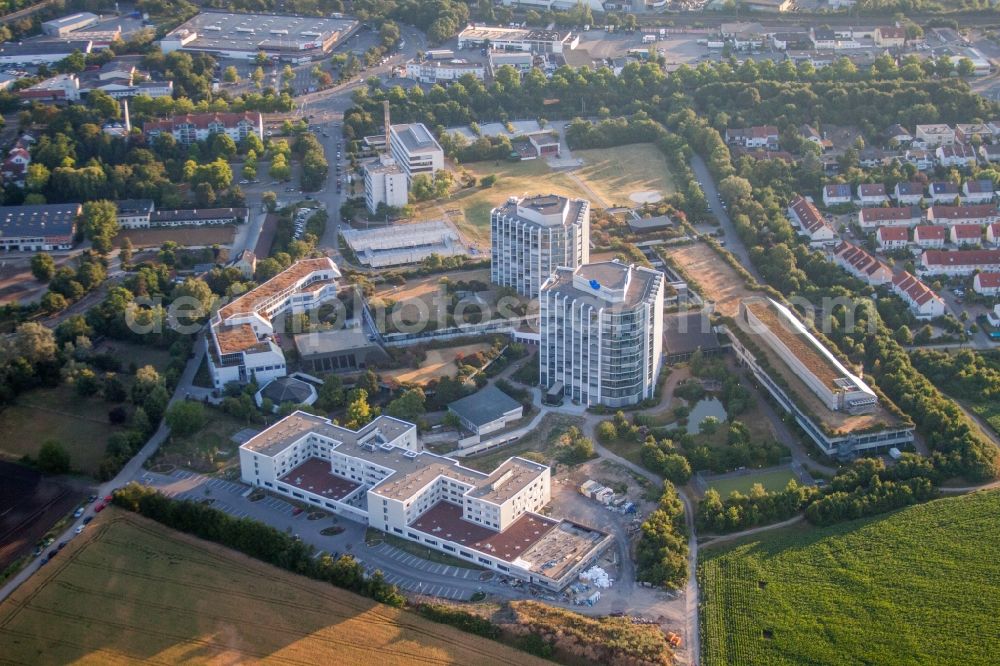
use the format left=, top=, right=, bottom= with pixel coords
left=0, top=384, right=122, bottom=476
left=703, top=467, right=799, bottom=498
left=699, top=490, right=1000, bottom=666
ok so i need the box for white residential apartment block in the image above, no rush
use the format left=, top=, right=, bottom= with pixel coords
left=239, top=411, right=612, bottom=590
left=963, top=179, right=996, bottom=204
left=892, top=272, right=946, bottom=319
left=926, top=204, right=998, bottom=226
left=207, top=258, right=340, bottom=388
left=914, top=124, right=955, bottom=147
left=143, top=112, right=263, bottom=145
left=893, top=182, right=924, bottom=205
left=914, top=225, right=947, bottom=248
left=973, top=272, right=1000, bottom=295
left=491, top=194, right=590, bottom=297
left=540, top=261, right=664, bottom=408
left=363, top=156, right=408, bottom=214
left=388, top=123, right=444, bottom=181
left=405, top=59, right=484, bottom=83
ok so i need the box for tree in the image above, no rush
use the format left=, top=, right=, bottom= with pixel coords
left=269, top=154, right=291, bottom=181
left=31, top=253, right=56, bottom=281
left=172, top=277, right=214, bottom=323
left=718, top=175, right=752, bottom=204
left=37, top=440, right=71, bottom=474
left=11, top=322, right=57, bottom=364
left=166, top=401, right=206, bottom=437
left=386, top=388, right=426, bottom=422
left=252, top=66, right=265, bottom=88
left=41, top=291, right=68, bottom=313
left=596, top=420, right=618, bottom=442
left=316, top=374, right=345, bottom=411
left=262, top=191, right=278, bottom=212
left=194, top=182, right=217, bottom=207
left=345, top=388, right=377, bottom=430
left=81, top=200, right=120, bottom=254
left=223, top=65, right=240, bottom=84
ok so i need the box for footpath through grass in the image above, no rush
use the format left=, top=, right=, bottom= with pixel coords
left=0, top=511, right=543, bottom=665
left=699, top=490, right=1000, bottom=666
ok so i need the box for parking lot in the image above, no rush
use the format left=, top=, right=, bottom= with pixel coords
left=138, top=468, right=492, bottom=601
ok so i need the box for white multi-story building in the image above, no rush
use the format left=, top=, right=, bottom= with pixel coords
left=405, top=59, right=484, bottom=83
left=388, top=123, right=444, bottom=182
left=239, top=411, right=612, bottom=590
left=457, top=24, right=579, bottom=54
left=0, top=203, right=79, bottom=251
left=727, top=298, right=913, bottom=457
left=914, top=124, right=955, bottom=147
left=858, top=206, right=922, bottom=229
left=207, top=258, right=340, bottom=388
left=540, top=261, right=664, bottom=408
left=363, top=156, right=408, bottom=214
left=742, top=298, right=877, bottom=413
left=491, top=194, right=590, bottom=297
left=143, top=112, right=264, bottom=145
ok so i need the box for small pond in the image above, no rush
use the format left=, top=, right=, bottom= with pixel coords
left=687, top=397, right=728, bottom=435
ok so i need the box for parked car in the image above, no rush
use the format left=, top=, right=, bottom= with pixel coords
left=73, top=507, right=84, bottom=518
left=83, top=516, right=94, bottom=525
left=75, top=525, right=85, bottom=534
left=95, top=503, right=106, bottom=513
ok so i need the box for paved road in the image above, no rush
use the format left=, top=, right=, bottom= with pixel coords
left=0, top=333, right=207, bottom=604
left=690, top=154, right=760, bottom=283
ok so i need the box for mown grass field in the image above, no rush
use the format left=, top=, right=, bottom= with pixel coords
left=0, top=511, right=544, bottom=665
left=703, top=467, right=799, bottom=497
left=699, top=490, right=1000, bottom=666
left=0, top=384, right=123, bottom=477
left=572, top=144, right=677, bottom=207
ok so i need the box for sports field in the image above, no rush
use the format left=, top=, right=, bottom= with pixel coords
left=703, top=467, right=799, bottom=498
left=572, top=144, right=677, bottom=207
left=699, top=490, right=1000, bottom=666
left=0, top=511, right=544, bottom=665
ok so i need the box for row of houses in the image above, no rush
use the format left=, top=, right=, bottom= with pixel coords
left=876, top=223, right=1000, bottom=250
left=844, top=180, right=997, bottom=218
left=828, top=241, right=948, bottom=318
left=860, top=203, right=998, bottom=229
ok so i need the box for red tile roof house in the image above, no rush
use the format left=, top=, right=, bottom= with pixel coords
left=950, top=224, right=983, bottom=246
left=920, top=249, right=1000, bottom=276
left=935, top=143, right=977, bottom=169
left=926, top=204, right=998, bottom=226
left=858, top=205, right=922, bottom=229
left=857, top=183, right=890, bottom=206
left=893, top=272, right=946, bottom=319
left=928, top=181, right=960, bottom=203
left=914, top=225, right=947, bottom=248
left=877, top=226, right=909, bottom=250
left=831, top=241, right=893, bottom=285
left=988, top=222, right=1000, bottom=245
left=973, top=271, right=1000, bottom=296
left=787, top=195, right=836, bottom=243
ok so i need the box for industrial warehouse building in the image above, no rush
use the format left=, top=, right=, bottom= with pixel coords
left=160, top=11, right=359, bottom=62
left=457, top=24, right=579, bottom=54
left=341, top=219, right=467, bottom=268
left=0, top=203, right=80, bottom=251
left=239, top=411, right=612, bottom=590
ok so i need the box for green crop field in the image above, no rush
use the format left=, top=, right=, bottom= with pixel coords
left=699, top=490, right=1000, bottom=666
left=0, top=511, right=543, bottom=665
